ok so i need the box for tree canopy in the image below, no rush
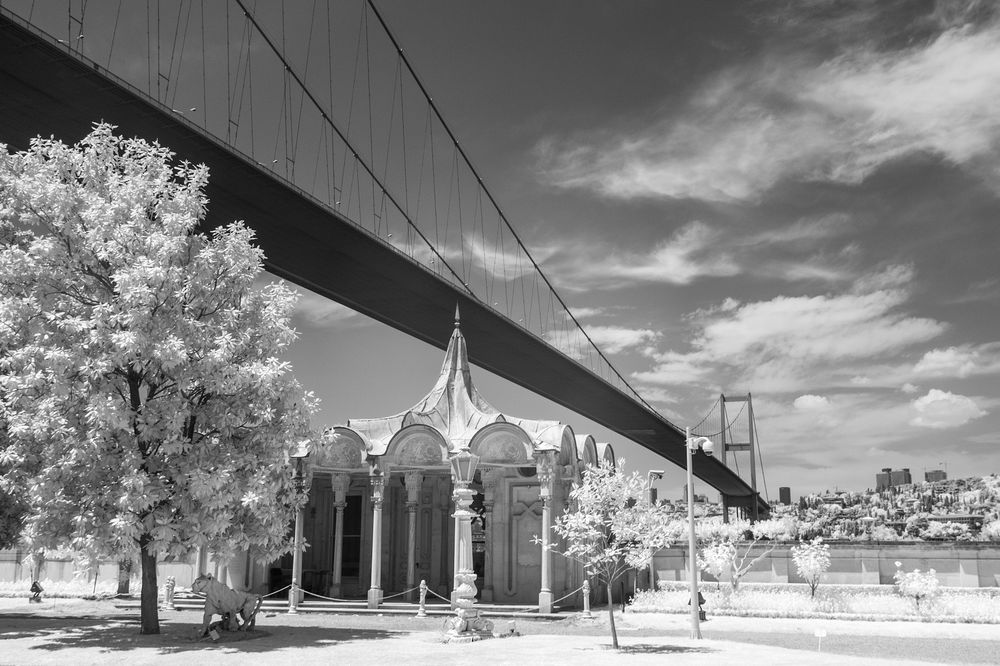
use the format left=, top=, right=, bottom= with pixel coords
left=0, top=125, right=316, bottom=632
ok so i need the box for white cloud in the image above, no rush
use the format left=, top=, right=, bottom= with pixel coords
left=910, top=389, right=986, bottom=429
left=633, top=266, right=945, bottom=392
left=540, top=18, right=1000, bottom=201
left=901, top=382, right=919, bottom=394
left=547, top=324, right=660, bottom=360
left=912, top=343, right=1000, bottom=378
left=794, top=394, right=831, bottom=411
left=568, top=306, right=606, bottom=320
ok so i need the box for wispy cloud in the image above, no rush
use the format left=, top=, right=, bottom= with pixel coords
left=292, top=289, right=367, bottom=329
left=546, top=324, right=660, bottom=360
left=539, top=11, right=1000, bottom=202
left=542, top=216, right=856, bottom=290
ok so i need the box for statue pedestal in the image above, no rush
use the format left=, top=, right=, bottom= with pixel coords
left=443, top=572, right=493, bottom=643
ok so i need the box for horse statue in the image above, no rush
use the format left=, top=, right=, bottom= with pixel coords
left=190, top=573, right=263, bottom=637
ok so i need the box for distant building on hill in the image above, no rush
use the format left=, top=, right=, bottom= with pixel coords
left=779, top=486, right=791, bottom=505
left=876, top=467, right=912, bottom=490
left=925, top=469, right=947, bottom=482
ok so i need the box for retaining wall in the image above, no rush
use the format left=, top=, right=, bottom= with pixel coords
left=652, top=542, right=1000, bottom=588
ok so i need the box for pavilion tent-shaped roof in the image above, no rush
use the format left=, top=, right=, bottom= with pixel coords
left=347, top=309, right=566, bottom=459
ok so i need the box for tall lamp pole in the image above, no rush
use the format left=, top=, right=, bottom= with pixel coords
left=685, top=427, right=714, bottom=639
left=646, top=469, right=664, bottom=591
left=288, top=440, right=311, bottom=614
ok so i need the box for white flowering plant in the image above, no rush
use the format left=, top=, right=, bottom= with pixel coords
left=893, top=561, right=941, bottom=611
left=790, top=537, right=831, bottom=598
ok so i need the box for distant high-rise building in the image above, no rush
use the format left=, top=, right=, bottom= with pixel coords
left=877, top=467, right=912, bottom=490
left=925, top=469, right=947, bottom=483
left=891, top=468, right=912, bottom=486
left=779, top=487, right=791, bottom=505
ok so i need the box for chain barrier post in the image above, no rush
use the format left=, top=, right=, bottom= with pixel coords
left=416, top=579, right=428, bottom=618
left=581, top=579, right=592, bottom=618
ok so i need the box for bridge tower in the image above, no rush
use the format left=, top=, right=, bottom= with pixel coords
left=719, top=393, right=760, bottom=522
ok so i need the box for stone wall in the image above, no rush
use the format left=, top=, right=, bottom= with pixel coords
left=652, top=542, right=1000, bottom=588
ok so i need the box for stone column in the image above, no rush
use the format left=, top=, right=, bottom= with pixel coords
left=536, top=451, right=556, bottom=613
left=329, top=473, right=350, bottom=598
left=367, top=460, right=386, bottom=609
left=480, top=469, right=499, bottom=602
left=405, top=471, right=422, bottom=601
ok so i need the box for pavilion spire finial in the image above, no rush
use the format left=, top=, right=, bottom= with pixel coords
left=454, top=303, right=461, bottom=328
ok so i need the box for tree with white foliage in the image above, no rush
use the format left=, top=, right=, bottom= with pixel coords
left=790, top=537, right=830, bottom=598
left=696, top=518, right=780, bottom=592
left=0, top=125, right=316, bottom=634
left=543, top=460, right=677, bottom=650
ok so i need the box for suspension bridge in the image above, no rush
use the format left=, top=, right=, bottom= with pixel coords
left=0, top=1, right=768, bottom=515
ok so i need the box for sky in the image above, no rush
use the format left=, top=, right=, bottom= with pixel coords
left=7, top=0, right=999, bottom=502
left=275, top=0, right=1000, bottom=501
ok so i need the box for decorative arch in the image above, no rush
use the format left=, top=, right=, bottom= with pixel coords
left=386, top=424, right=450, bottom=469
left=533, top=423, right=572, bottom=453
left=469, top=422, right=534, bottom=466
left=557, top=426, right=578, bottom=467
left=595, top=442, right=616, bottom=469
left=314, top=427, right=368, bottom=471
left=575, top=434, right=597, bottom=471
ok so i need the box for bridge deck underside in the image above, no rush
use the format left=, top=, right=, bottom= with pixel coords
left=0, top=14, right=765, bottom=509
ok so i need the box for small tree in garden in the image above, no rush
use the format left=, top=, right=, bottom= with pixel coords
left=790, top=537, right=830, bottom=598
left=893, top=561, right=941, bottom=611
left=696, top=519, right=780, bottom=593
left=697, top=540, right=736, bottom=590
left=0, top=125, right=316, bottom=634
left=544, top=460, right=675, bottom=650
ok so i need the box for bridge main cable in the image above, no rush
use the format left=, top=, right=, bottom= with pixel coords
left=364, top=0, right=659, bottom=416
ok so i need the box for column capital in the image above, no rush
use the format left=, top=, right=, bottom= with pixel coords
left=403, top=470, right=423, bottom=505
left=535, top=450, right=556, bottom=498
left=330, top=472, right=351, bottom=503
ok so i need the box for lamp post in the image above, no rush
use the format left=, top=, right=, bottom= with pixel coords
left=685, top=427, right=714, bottom=639
left=445, top=449, right=493, bottom=642
left=288, top=440, right=311, bottom=614
left=646, top=470, right=664, bottom=591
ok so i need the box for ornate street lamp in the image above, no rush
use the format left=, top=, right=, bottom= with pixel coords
left=685, top=427, right=714, bottom=639
left=445, top=448, right=493, bottom=642
left=288, top=440, right=311, bottom=614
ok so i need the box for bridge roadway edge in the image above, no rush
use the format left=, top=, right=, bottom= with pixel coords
left=0, top=10, right=765, bottom=511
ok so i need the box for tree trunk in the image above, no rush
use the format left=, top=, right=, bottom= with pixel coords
left=606, top=581, right=618, bottom=650
left=139, top=536, right=159, bottom=634
left=117, top=560, right=132, bottom=596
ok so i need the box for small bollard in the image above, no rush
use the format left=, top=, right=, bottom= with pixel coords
left=288, top=576, right=299, bottom=614
left=581, top=579, right=592, bottom=618
left=29, top=581, right=43, bottom=604
left=416, top=579, right=428, bottom=618
left=163, top=576, right=176, bottom=610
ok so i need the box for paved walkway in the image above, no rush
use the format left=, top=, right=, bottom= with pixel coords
left=1, top=598, right=997, bottom=665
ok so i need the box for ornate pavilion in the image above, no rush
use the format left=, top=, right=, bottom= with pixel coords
left=271, top=310, right=617, bottom=611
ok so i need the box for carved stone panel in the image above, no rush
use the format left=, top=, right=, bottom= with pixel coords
left=507, top=483, right=542, bottom=601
